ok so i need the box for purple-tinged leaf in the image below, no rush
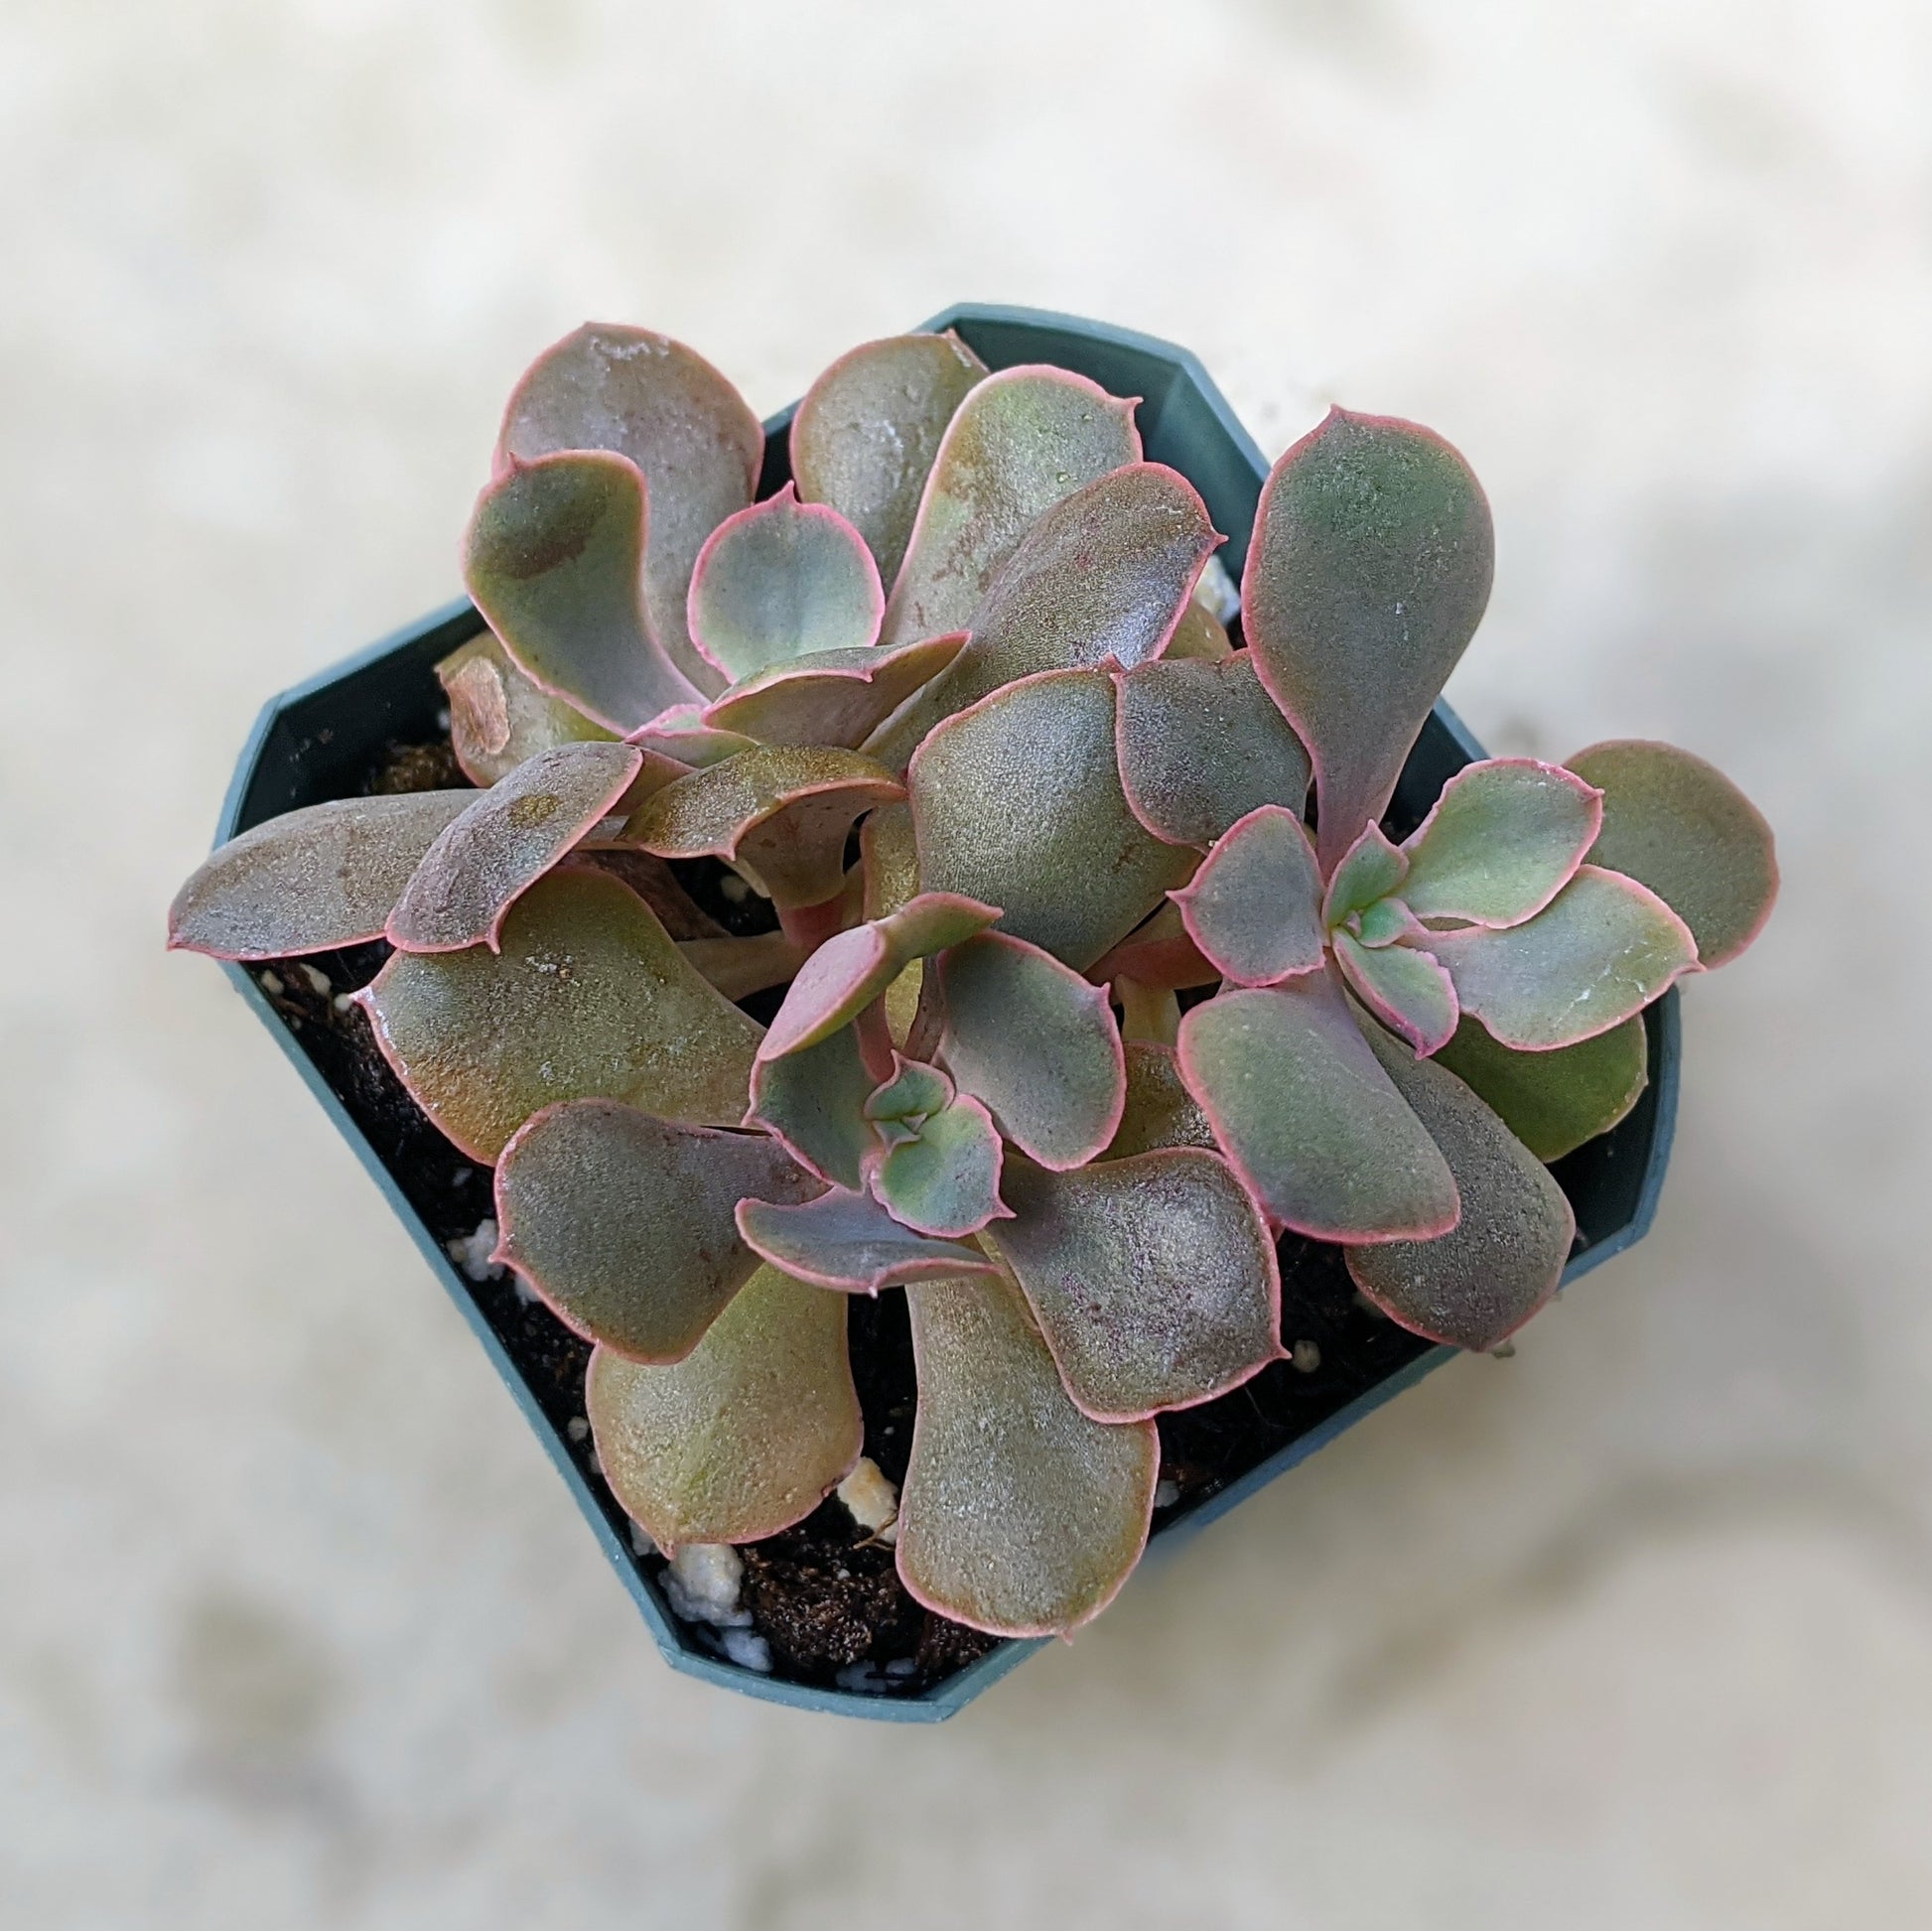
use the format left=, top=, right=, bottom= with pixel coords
left=493, top=1100, right=819, bottom=1362
left=168, top=792, right=476, bottom=960
left=496, top=323, right=763, bottom=695
left=1566, top=740, right=1778, bottom=967
left=1176, top=969, right=1459, bottom=1242
left=625, top=704, right=757, bottom=768
left=701, top=632, right=968, bottom=750
left=909, top=668, right=1194, bottom=972
left=1429, top=865, right=1698, bottom=1049
left=935, top=931, right=1127, bottom=1170
left=984, top=1151, right=1281, bottom=1423
left=354, top=868, right=762, bottom=1162
left=587, top=1265, right=861, bottom=1554
left=865, top=1054, right=953, bottom=1127
left=745, top=1023, right=881, bottom=1191
left=736, top=1187, right=998, bottom=1293
left=881, top=365, right=1141, bottom=645
left=1086, top=901, right=1217, bottom=995
left=1114, top=652, right=1311, bottom=848
left=675, top=930, right=804, bottom=1000
left=1103, top=1041, right=1217, bottom=1159
left=1434, top=1012, right=1648, bottom=1163
left=385, top=742, right=643, bottom=954
left=1321, top=821, right=1408, bottom=927
left=790, top=331, right=989, bottom=587
left=897, top=1269, right=1158, bottom=1637
left=573, top=847, right=725, bottom=940
left=1332, top=930, right=1458, bottom=1056
left=462, top=450, right=699, bottom=734
left=1398, top=759, right=1602, bottom=927
left=873, top=1094, right=1009, bottom=1238
left=1244, top=408, right=1495, bottom=874
left=1346, top=1019, right=1575, bottom=1351
left=436, top=629, right=615, bottom=787
left=1170, top=806, right=1325, bottom=988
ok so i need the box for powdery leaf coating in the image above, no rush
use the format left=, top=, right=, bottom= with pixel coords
left=701, top=633, right=967, bottom=750
left=880, top=365, right=1142, bottom=645
left=745, top=1023, right=881, bottom=1190
left=1434, top=1012, right=1648, bottom=1163
left=1176, top=970, right=1459, bottom=1242
left=909, top=668, right=1193, bottom=972
left=1102, top=1041, right=1218, bottom=1159
left=1170, top=806, right=1326, bottom=988
left=1346, top=1021, right=1577, bottom=1351
left=1332, top=930, right=1459, bottom=1057
left=386, top=742, right=644, bottom=953
left=493, top=1100, right=820, bottom=1362
left=625, top=704, right=756, bottom=768
left=1429, top=866, right=1698, bottom=1050
left=436, top=629, right=615, bottom=787
left=1244, top=408, right=1495, bottom=874
left=621, top=746, right=903, bottom=909
left=789, top=331, right=989, bottom=586
left=686, top=485, right=886, bottom=683
left=736, top=1187, right=998, bottom=1294
left=168, top=792, right=476, bottom=960
left=587, top=1265, right=862, bottom=1554
left=897, top=1269, right=1158, bottom=1637
left=1114, top=652, right=1312, bottom=847
left=872, top=1094, right=1009, bottom=1238
left=1398, top=759, right=1602, bottom=927
left=1566, top=740, right=1779, bottom=967
left=497, top=324, right=763, bottom=695
left=355, top=868, right=762, bottom=1162
left=462, top=451, right=699, bottom=733
left=984, top=1151, right=1282, bottom=1422
left=1322, top=821, right=1409, bottom=926
left=1086, top=901, right=1217, bottom=994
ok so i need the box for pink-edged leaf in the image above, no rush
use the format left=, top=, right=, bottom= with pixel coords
left=1332, top=930, right=1459, bottom=1056
left=493, top=1100, right=819, bottom=1362
left=1428, top=865, right=1698, bottom=1049
left=1170, top=805, right=1326, bottom=988
left=1434, top=1011, right=1648, bottom=1163
left=572, top=847, right=724, bottom=940
left=1176, top=968, right=1459, bottom=1242
left=789, top=330, right=989, bottom=587
left=496, top=323, right=763, bottom=695
left=587, top=1264, right=862, bottom=1554
left=1398, top=758, right=1602, bottom=927
left=735, top=1187, right=998, bottom=1293
left=1566, top=740, right=1778, bottom=967
left=865, top=1053, right=953, bottom=1126
left=1244, top=408, right=1495, bottom=874
left=354, top=867, right=762, bottom=1162
left=625, top=703, right=757, bottom=768
left=908, top=667, right=1194, bottom=972
left=1103, top=1040, right=1218, bottom=1159
left=934, top=930, right=1127, bottom=1170
left=880, top=365, right=1141, bottom=645
left=436, top=629, right=615, bottom=787
left=872, top=1093, right=1009, bottom=1238
left=1085, top=901, right=1217, bottom=994
left=1321, top=820, right=1408, bottom=927
left=1352, top=896, right=1426, bottom=947
left=686, top=484, right=885, bottom=682
left=1346, top=1017, right=1576, bottom=1351
left=675, top=929, right=804, bottom=1000
left=897, top=1268, right=1158, bottom=1637
left=385, top=742, right=643, bottom=954
left=1114, top=652, right=1312, bottom=848
left=701, top=632, right=968, bottom=750
left=984, top=1150, right=1281, bottom=1422
left=462, top=450, right=699, bottom=733
left=745, top=1022, right=881, bottom=1191
left=168, top=792, right=476, bottom=960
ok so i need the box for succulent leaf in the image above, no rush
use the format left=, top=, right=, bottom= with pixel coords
left=168, top=792, right=474, bottom=960
left=789, top=331, right=989, bottom=586
left=1566, top=740, right=1778, bottom=967
left=436, top=629, right=616, bottom=787
left=385, top=742, right=644, bottom=954
left=1243, top=408, right=1495, bottom=874
left=881, top=365, right=1141, bottom=645
left=735, top=1187, right=999, bottom=1293
left=1352, top=897, right=1424, bottom=947
left=1433, top=1012, right=1648, bottom=1163
left=908, top=667, right=1194, bottom=972
left=1345, top=1019, right=1576, bottom=1350
left=1164, top=598, right=1234, bottom=661
left=935, top=931, right=1127, bottom=1170
left=675, top=929, right=805, bottom=1000
left=587, top=1264, right=862, bottom=1553
left=701, top=633, right=968, bottom=749
left=1176, top=969, right=1459, bottom=1242
left=897, top=1270, right=1158, bottom=1637
left=1103, top=1041, right=1218, bottom=1158
left=872, top=1094, right=1009, bottom=1238
left=1322, top=821, right=1409, bottom=927
left=1114, top=652, right=1312, bottom=847
left=1086, top=900, right=1218, bottom=995
left=983, top=1151, right=1281, bottom=1422
left=496, top=323, right=763, bottom=694
left=1170, top=805, right=1326, bottom=987
left=625, top=704, right=757, bottom=768
left=865, top=1054, right=953, bottom=1126
left=355, top=867, right=762, bottom=1161
left=1428, top=865, right=1698, bottom=1049
left=1331, top=929, right=1458, bottom=1056
left=746, top=1022, right=881, bottom=1190
left=1113, top=977, right=1180, bottom=1048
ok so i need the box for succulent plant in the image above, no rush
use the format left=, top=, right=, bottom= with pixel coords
left=169, top=323, right=1778, bottom=1644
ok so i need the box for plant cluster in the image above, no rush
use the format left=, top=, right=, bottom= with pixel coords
left=170, top=323, right=1778, bottom=1640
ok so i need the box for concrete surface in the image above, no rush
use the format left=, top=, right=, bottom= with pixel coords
left=4, top=1, right=1929, bottom=1924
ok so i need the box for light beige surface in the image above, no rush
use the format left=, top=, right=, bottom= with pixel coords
left=5, top=2, right=1930, bottom=1924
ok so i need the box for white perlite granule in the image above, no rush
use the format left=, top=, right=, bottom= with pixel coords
left=1153, top=1478, right=1180, bottom=1510
left=719, top=1628, right=772, bottom=1673
left=445, top=1220, right=505, bottom=1284
left=836, top=1457, right=899, bottom=1539
left=660, top=1544, right=752, bottom=1628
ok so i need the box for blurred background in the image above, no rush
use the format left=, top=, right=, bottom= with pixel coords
left=4, top=0, right=1929, bottom=1923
